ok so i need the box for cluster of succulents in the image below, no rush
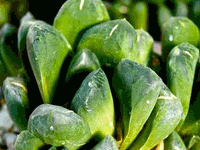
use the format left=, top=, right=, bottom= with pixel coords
left=1, top=0, right=200, bottom=149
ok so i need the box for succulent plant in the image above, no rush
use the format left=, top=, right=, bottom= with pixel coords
left=1, top=0, right=200, bottom=150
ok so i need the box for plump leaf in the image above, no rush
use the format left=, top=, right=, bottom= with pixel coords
left=128, top=1, right=148, bottom=31
left=66, top=49, right=101, bottom=81
left=0, top=23, right=21, bottom=76
left=161, top=17, right=199, bottom=61
left=77, top=19, right=138, bottom=67
left=71, top=68, right=115, bottom=140
left=28, top=104, right=91, bottom=149
left=92, top=135, right=118, bottom=150
left=113, top=59, right=162, bottom=150
left=0, top=56, right=9, bottom=85
left=3, top=76, right=29, bottom=130
left=166, top=42, right=199, bottom=130
left=14, top=130, right=44, bottom=150
left=26, top=21, right=72, bottom=103
left=129, top=84, right=183, bottom=150
left=18, top=11, right=36, bottom=66
left=164, top=131, right=187, bottom=150
left=157, top=4, right=172, bottom=31
left=175, top=1, right=189, bottom=17
left=188, top=135, right=200, bottom=149
left=134, top=29, right=154, bottom=66
left=53, top=0, right=110, bottom=49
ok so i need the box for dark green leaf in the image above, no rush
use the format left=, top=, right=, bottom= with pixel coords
left=28, top=104, right=91, bottom=149
left=130, top=84, right=183, bottom=150
left=0, top=23, right=21, bottom=76
left=92, top=135, right=118, bottom=150
left=113, top=59, right=162, bottom=150
left=26, top=21, right=72, bottom=103
left=14, top=130, right=44, bottom=150
left=71, top=68, right=115, bottom=140
left=78, top=19, right=138, bottom=67
left=3, top=76, right=29, bottom=130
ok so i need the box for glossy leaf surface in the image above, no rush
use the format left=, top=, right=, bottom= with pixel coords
left=161, top=17, right=199, bottom=61
left=92, top=135, right=118, bottom=150
left=164, top=131, right=187, bottom=150
left=28, top=104, right=91, bottom=149
left=78, top=19, right=138, bottom=67
left=3, top=76, right=29, bottom=130
left=14, top=130, right=44, bottom=150
left=113, top=59, right=162, bottom=150
left=26, top=21, right=72, bottom=103
left=71, top=68, right=115, bottom=140
left=53, top=0, right=110, bottom=49
left=134, top=29, right=154, bottom=66
left=130, top=84, right=183, bottom=150
left=166, top=42, right=199, bottom=130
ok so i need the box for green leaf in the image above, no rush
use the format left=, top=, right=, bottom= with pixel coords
left=166, top=43, right=199, bottom=130
left=175, top=1, right=189, bottom=17
left=164, top=131, right=187, bottom=150
left=28, top=104, right=91, bottom=149
left=71, top=68, right=115, bottom=140
left=188, top=135, right=200, bottom=149
left=128, top=1, right=148, bottom=31
left=18, top=11, right=36, bottom=66
left=92, top=135, right=118, bottom=150
left=3, top=76, right=29, bottom=131
left=14, top=130, right=44, bottom=150
left=0, top=56, right=9, bottom=85
left=53, top=0, right=110, bottom=49
left=0, top=23, right=21, bottom=76
left=157, top=5, right=172, bottom=31
left=66, top=49, right=101, bottom=81
left=134, top=29, right=154, bottom=66
left=78, top=19, right=138, bottom=67
left=26, top=21, right=72, bottom=103
left=130, top=84, right=183, bottom=150
left=161, top=17, right=199, bottom=61
left=113, top=59, right=162, bottom=150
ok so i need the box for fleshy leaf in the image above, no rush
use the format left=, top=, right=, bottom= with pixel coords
left=3, top=76, right=29, bottom=131
left=129, top=84, right=183, bottom=150
left=164, top=131, right=187, bottom=150
left=28, top=104, right=91, bottom=149
left=92, top=135, right=118, bottom=150
left=26, top=21, right=72, bottom=103
left=161, top=17, right=199, bottom=61
left=77, top=19, right=138, bottom=67
left=134, top=29, right=154, bottom=66
left=66, top=49, right=101, bottom=80
left=71, top=68, right=115, bottom=140
left=0, top=23, right=21, bottom=76
left=128, top=1, right=148, bottom=31
left=113, top=59, right=162, bottom=150
left=166, top=42, right=199, bottom=130
left=14, top=130, right=44, bottom=150
left=53, top=0, right=110, bottom=49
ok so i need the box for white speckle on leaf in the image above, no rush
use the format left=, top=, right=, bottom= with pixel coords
left=85, top=97, right=92, bottom=112
left=35, top=57, right=38, bottom=60
left=157, top=96, right=174, bottom=100
left=50, top=126, right=54, bottom=131
left=175, top=26, right=179, bottom=29
left=109, top=24, right=119, bottom=36
left=88, top=81, right=93, bottom=87
left=80, top=0, right=85, bottom=10
left=183, top=51, right=193, bottom=59
left=146, top=100, right=150, bottom=104
left=110, top=121, right=113, bottom=127
left=169, top=35, right=173, bottom=41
